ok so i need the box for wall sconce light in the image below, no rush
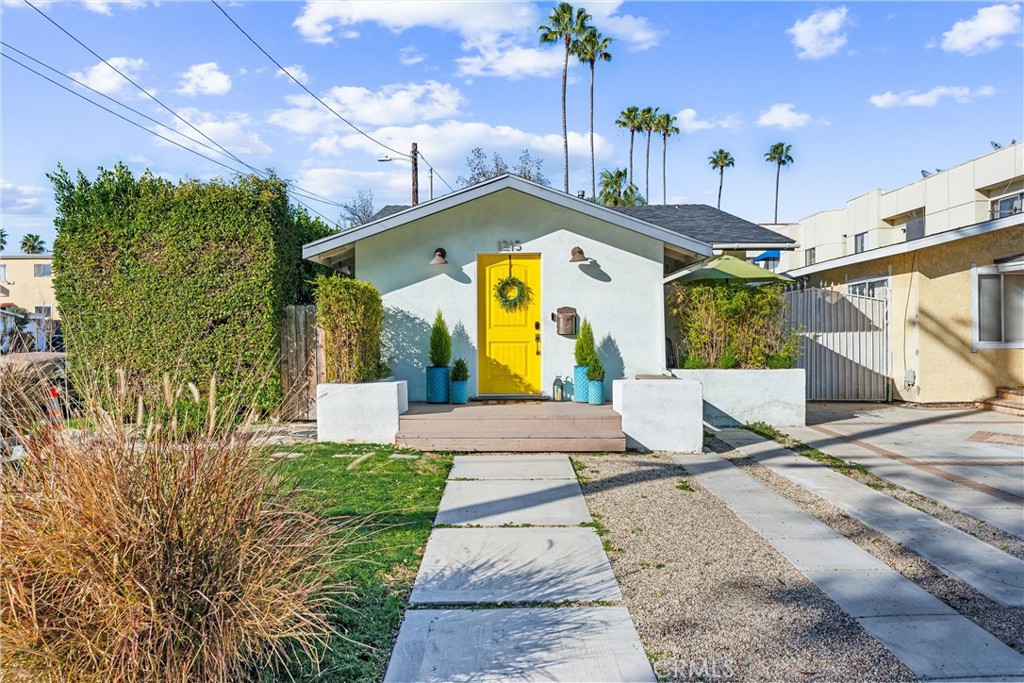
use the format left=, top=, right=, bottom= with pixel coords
left=429, top=247, right=448, bottom=265
left=569, top=246, right=589, bottom=263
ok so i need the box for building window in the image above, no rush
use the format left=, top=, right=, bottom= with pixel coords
left=905, top=214, right=925, bottom=241
left=34, top=306, right=53, bottom=318
left=848, top=276, right=889, bottom=299
left=991, top=192, right=1023, bottom=219
left=33, top=263, right=52, bottom=277
left=854, top=232, right=868, bottom=253
left=805, top=248, right=816, bottom=266
left=973, top=265, right=1023, bottom=349
left=0, top=264, right=6, bottom=282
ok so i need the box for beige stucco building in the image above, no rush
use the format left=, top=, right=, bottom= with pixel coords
left=0, top=254, right=59, bottom=320
left=783, top=143, right=1023, bottom=404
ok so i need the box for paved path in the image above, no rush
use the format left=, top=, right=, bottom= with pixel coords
left=673, top=450, right=1024, bottom=681
left=384, top=455, right=655, bottom=683
left=717, top=428, right=1024, bottom=607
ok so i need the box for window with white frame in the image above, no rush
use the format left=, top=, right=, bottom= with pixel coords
left=805, top=248, right=816, bottom=266
left=847, top=276, right=889, bottom=299
left=0, top=264, right=6, bottom=282
left=991, top=192, right=1023, bottom=219
left=33, top=263, right=52, bottom=277
left=973, top=263, right=1023, bottom=349
left=853, top=232, right=868, bottom=253
left=34, top=305, right=53, bottom=318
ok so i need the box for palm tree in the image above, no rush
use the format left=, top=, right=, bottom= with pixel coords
left=652, top=113, right=679, bottom=205
left=0, top=227, right=7, bottom=252
left=539, top=2, right=592, bottom=194
left=598, top=167, right=644, bottom=206
left=573, top=28, right=612, bottom=201
left=615, top=106, right=641, bottom=186
left=708, top=149, right=735, bottom=210
left=639, top=106, right=659, bottom=202
left=764, top=142, right=794, bottom=223
left=20, top=234, right=45, bottom=254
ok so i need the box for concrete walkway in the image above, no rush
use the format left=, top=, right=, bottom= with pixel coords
left=385, top=455, right=655, bottom=683
left=673, top=450, right=1024, bottom=681
left=717, top=428, right=1024, bottom=607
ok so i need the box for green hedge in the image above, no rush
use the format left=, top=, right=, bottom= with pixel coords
left=316, top=275, right=389, bottom=383
left=50, top=163, right=332, bottom=412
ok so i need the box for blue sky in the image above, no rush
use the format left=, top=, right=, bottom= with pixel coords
left=1, top=1, right=1021, bottom=250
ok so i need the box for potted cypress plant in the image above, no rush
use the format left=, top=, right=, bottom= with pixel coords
left=450, top=358, right=470, bottom=404
left=426, top=310, right=452, bottom=403
left=573, top=318, right=596, bottom=403
left=587, top=354, right=605, bottom=405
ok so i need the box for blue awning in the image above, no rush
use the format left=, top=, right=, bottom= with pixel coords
left=752, top=249, right=780, bottom=262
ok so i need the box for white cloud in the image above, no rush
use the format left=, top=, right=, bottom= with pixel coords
left=176, top=62, right=232, bottom=96
left=81, top=0, right=147, bottom=14
left=940, top=4, right=1021, bottom=55
left=159, top=109, right=271, bottom=156
left=68, top=57, right=146, bottom=95
left=276, top=64, right=310, bottom=85
left=268, top=80, right=464, bottom=133
left=787, top=7, right=850, bottom=59
left=869, top=85, right=997, bottom=108
left=756, top=103, right=817, bottom=129
left=0, top=180, right=44, bottom=214
left=456, top=43, right=565, bottom=79
left=675, top=108, right=741, bottom=133
left=399, top=46, right=425, bottom=65
left=575, top=1, right=666, bottom=51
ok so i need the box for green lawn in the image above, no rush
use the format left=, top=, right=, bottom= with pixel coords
left=261, top=443, right=452, bottom=682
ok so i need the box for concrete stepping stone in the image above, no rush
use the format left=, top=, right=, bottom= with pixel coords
left=450, top=454, right=576, bottom=480
left=674, top=450, right=1024, bottom=681
left=435, top=479, right=591, bottom=526
left=410, top=527, right=621, bottom=605
left=383, top=607, right=656, bottom=682
left=718, top=429, right=1024, bottom=607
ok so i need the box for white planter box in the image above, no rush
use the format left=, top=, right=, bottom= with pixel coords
left=612, top=379, right=703, bottom=453
left=317, top=380, right=409, bottom=444
left=670, top=369, right=805, bottom=427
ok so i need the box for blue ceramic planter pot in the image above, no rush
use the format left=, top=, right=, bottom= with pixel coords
left=573, top=365, right=589, bottom=403
left=426, top=366, right=450, bottom=403
left=450, top=380, right=469, bottom=404
left=588, top=379, right=605, bottom=405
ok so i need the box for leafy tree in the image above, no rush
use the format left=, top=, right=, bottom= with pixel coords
left=652, top=112, right=679, bottom=205
left=457, top=148, right=550, bottom=187
left=615, top=106, right=641, bottom=186
left=708, top=149, right=735, bottom=210
left=538, top=2, right=591, bottom=194
left=639, top=106, right=659, bottom=202
left=764, top=142, right=794, bottom=223
left=573, top=27, right=612, bottom=201
left=20, top=234, right=45, bottom=254
left=428, top=310, right=451, bottom=368
left=0, top=227, right=7, bottom=252
left=339, top=189, right=376, bottom=229
left=598, top=168, right=645, bottom=207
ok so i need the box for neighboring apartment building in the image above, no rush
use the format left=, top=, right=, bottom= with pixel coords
left=780, top=143, right=1023, bottom=404
left=0, top=253, right=61, bottom=351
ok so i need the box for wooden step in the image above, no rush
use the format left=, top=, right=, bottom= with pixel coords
left=996, top=387, right=1024, bottom=401
left=978, top=397, right=1024, bottom=417
left=399, top=415, right=623, bottom=436
left=396, top=434, right=626, bottom=453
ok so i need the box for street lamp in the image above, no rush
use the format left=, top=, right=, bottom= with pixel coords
left=378, top=142, right=432, bottom=205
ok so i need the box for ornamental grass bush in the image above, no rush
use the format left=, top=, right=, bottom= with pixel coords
left=669, top=282, right=799, bottom=369
left=316, top=274, right=389, bottom=383
left=0, top=371, right=344, bottom=683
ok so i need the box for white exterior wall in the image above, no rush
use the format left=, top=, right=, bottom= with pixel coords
left=356, top=189, right=667, bottom=402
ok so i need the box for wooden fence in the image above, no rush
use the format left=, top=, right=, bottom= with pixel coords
left=279, top=305, right=325, bottom=420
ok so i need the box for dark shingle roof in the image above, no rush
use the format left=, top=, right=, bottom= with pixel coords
left=369, top=205, right=411, bottom=222
left=610, top=205, right=795, bottom=246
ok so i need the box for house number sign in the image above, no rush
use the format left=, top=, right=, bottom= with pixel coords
left=498, top=239, right=523, bottom=252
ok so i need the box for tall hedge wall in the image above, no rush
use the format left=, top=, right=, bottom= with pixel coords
left=50, top=163, right=331, bottom=411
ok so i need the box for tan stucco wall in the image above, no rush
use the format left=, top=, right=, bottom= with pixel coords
left=807, top=226, right=1023, bottom=403
left=0, top=256, right=59, bottom=320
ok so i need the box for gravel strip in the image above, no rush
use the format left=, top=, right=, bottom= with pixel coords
left=574, top=453, right=915, bottom=683
left=707, top=436, right=1024, bottom=654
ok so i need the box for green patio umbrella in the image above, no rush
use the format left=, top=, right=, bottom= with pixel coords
left=672, top=254, right=793, bottom=284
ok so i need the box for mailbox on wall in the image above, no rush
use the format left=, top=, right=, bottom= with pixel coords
left=553, top=307, right=577, bottom=336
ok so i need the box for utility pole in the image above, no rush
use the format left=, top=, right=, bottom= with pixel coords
left=411, top=142, right=419, bottom=206
left=429, top=168, right=434, bottom=200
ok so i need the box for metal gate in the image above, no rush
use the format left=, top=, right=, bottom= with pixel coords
left=785, top=288, right=890, bottom=401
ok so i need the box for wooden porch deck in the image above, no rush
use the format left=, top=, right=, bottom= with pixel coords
left=397, top=401, right=626, bottom=453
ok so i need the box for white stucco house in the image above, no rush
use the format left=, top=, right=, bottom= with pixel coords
left=303, top=174, right=794, bottom=405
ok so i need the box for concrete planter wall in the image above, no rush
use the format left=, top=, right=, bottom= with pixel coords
left=612, top=379, right=703, bottom=453
left=669, top=368, right=805, bottom=427
left=317, top=380, right=408, bottom=443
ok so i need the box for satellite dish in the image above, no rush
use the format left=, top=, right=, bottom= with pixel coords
left=921, top=170, right=932, bottom=178
left=992, top=141, right=1003, bottom=149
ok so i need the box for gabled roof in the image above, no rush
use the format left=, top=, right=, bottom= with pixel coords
left=303, top=175, right=714, bottom=264
left=609, top=205, right=796, bottom=249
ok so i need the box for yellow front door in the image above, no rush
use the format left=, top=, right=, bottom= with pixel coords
left=478, top=253, right=542, bottom=395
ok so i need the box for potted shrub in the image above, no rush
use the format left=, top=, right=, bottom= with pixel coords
left=587, top=354, right=605, bottom=405
left=450, top=358, right=470, bottom=404
left=573, top=318, right=596, bottom=403
left=426, top=310, right=452, bottom=403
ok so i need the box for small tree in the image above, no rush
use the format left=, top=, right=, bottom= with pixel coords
left=339, top=189, right=376, bottom=228
left=575, top=318, right=596, bottom=366
left=428, top=310, right=451, bottom=368
left=457, top=148, right=550, bottom=187
left=586, top=353, right=604, bottom=381
left=451, top=357, right=469, bottom=381
left=316, top=275, right=388, bottom=383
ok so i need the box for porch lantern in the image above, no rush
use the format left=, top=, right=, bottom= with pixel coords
left=569, top=246, right=589, bottom=263
left=429, top=248, right=448, bottom=265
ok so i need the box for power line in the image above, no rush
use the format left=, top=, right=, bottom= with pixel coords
left=1, top=52, right=342, bottom=230
left=21, top=0, right=344, bottom=210
left=417, top=150, right=455, bottom=193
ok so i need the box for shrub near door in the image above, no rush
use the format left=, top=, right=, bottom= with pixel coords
left=573, top=318, right=596, bottom=403
left=587, top=354, right=605, bottom=405
left=426, top=311, right=452, bottom=404
left=450, top=358, right=470, bottom=404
